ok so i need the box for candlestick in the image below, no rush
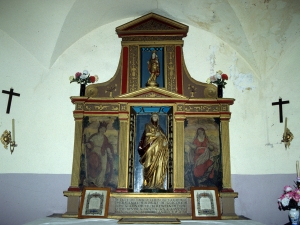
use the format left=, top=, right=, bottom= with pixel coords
left=284, top=117, right=287, bottom=137
left=297, top=161, right=299, bottom=177
left=12, top=119, right=15, bottom=142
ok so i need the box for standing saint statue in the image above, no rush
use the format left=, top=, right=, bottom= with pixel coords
left=138, top=113, right=169, bottom=191
left=146, top=50, right=160, bottom=87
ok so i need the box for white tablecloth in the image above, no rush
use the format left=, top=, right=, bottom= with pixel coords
left=24, top=217, right=266, bottom=225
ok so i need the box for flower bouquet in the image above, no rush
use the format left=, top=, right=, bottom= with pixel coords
left=278, top=162, right=300, bottom=224
left=69, top=70, right=98, bottom=85
left=69, top=70, right=98, bottom=96
left=206, top=70, right=228, bottom=88
left=278, top=185, right=300, bottom=211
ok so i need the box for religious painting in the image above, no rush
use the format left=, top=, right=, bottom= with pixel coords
left=78, top=187, right=110, bottom=218
left=80, top=116, right=119, bottom=191
left=190, top=187, right=221, bottom=220
left=140, top=47, right=164, bottom=88
left=184, top=118, right=221, bottom=191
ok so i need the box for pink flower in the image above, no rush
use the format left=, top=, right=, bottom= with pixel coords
left=293, top=189, right=300, bottom=202
left=209, top=75, right=217, bottom=82
left=284, top=185, right=293, bottom=193
left=75, top=72, right=82, bottom=78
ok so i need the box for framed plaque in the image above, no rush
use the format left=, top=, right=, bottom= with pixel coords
left=190, top=187, right=221, bottom=220
left=78, top=187, right=110, bottom=218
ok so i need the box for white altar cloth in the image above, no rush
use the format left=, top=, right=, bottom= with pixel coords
left=24, top=217, right=267, bottom=225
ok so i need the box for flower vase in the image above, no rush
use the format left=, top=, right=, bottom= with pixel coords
left=80, top=84, right=86, bottom=96
left=289, top=208, right=299, bottom=225
left=217, top=85, right=223, bottom=98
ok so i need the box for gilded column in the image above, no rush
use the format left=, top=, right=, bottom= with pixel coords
left=173, top=113, right=186, bottom=192
left=69, top=111, right=84, bottom=189
left=220, top=116, right=232, bottom=191
left=116, top=112, right=129, bottom=192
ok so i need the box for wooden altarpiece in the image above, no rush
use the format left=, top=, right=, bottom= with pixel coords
left=63, top=13, right=237, bottom=219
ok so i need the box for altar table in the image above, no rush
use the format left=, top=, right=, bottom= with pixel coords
left=24, top=217, right=267, bottom=225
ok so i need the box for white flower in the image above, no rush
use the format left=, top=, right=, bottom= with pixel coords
left=94, top=75, right=99, bottom=82
left=69, top=76, right=74, bottom=81
left=281, top=197, right=290, bottom=207
left=216, top=73, right=221, bottom=79
left=206, top=78, right=211, bottom=84
left=80, top=70, right=89, bottom=79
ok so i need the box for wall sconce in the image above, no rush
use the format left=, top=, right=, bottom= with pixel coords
left=282, top=117, right=294, bottom=149
left=1, top=119, right=17, bottom=154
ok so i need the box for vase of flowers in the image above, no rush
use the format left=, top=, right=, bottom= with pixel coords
left=69, top=70, right=98, bottom=96
left=278, top=185, right=300, bottom=225
left=206, top=70, right=228, bottom=98
left=290, top=209, right=300, bottom=225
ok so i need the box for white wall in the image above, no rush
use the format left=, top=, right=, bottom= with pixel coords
left=1, top=18, right=299, bottom=175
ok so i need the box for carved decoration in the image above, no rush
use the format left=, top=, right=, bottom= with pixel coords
left=166, top=46, right=176, bottom=92
left=76, top=103, right=84, bottom=110
left=120, top=104, right=127, bottom=111
left=220, top=104, right=229, bottom=111
left=129, top=46, right=139, bottom=92
left=82, top=104, right=119, bottom=111
left=135, top=92, right=169, bottom=98
left=184, top=105, right=220, bottom=112
left=122, top=36, right=183, bottom=42
left=105, top=84, right=118, bottom=97
left=129, top=19, right=177, bottom=31
left=204, top=86, right=217, bottom=98
left=187, top=84, right=197, bottom=98
left=85, top=86, right=98, bottom=98
left=177, top=104, right=184, bottom=111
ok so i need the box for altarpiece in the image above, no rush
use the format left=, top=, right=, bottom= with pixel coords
left=63, top=13, right=237, bottom=219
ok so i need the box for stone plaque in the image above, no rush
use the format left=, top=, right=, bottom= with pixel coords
left=114, top=198, right=187, bottom=214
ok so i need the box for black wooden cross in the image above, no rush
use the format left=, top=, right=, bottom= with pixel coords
left=2, top=88, right=20, bottom=114
left=272, top=97, right=289, bottom=123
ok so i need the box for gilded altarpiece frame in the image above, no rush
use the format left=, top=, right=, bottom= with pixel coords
left=63, top=13, right=238, bottom=220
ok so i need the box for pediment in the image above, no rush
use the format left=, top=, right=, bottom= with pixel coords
left=116, top=13, right=188, bottom=37
left=118, top=86, right=187, bottom=99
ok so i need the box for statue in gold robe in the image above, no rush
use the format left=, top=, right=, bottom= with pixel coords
left=138, top=113, right=169, bottom=190
left=146, top=50, right=160, bottom=87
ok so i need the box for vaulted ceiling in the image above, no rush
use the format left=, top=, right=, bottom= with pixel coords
left=0, top=0, right=299, bottom=78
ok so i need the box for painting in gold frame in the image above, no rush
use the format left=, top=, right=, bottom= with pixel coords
left=190, top=186, right=221, bottom=220
left=184, top=117, right=221, bottom=191
left=78, top=187, right=110, bottom=218
left=80, top=116, right=119, bottom=191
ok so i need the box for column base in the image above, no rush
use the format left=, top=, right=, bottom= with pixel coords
left=220, top=191, right=239, bottom=219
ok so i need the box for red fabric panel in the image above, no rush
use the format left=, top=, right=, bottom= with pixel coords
left=122, top=47, right=129, bottom=94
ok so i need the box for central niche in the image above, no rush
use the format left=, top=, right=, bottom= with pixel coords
left=128, top=106, right=173, bottom=192
left=140, top=47, right=165, bottom=88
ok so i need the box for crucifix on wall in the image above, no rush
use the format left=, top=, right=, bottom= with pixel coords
left=272, top=97, right=289, bottom=123
left=2, top=88, right=20, bottom=114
